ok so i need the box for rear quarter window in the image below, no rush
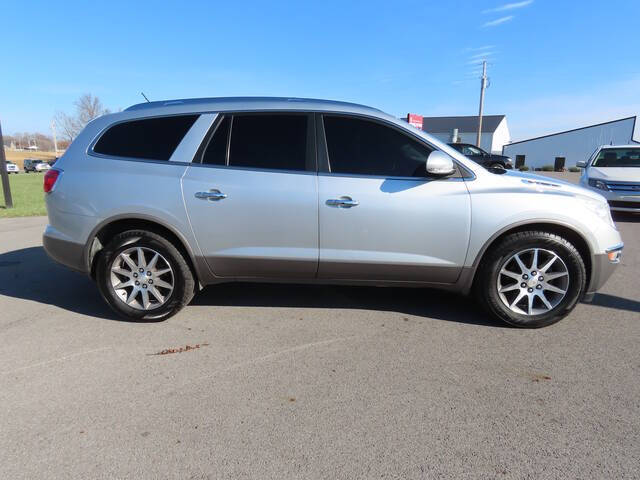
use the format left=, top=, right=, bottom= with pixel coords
left=93, top=115, right=199, bottom=160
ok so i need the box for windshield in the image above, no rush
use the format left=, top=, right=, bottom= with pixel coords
left=460, top=145, right=485, bottom=156
left=592, top=148, right=640, bottom=167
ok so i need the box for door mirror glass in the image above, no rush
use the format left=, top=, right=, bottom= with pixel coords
left=426, top=151, right=456, bottom=176
left=576, top=161, right=587, bottom=168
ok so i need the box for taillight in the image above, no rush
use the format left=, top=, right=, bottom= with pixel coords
left=44, top=169, right=61, bottom=193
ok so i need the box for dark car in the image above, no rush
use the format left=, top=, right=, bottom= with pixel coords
left=448, top=143, right=513, bottom=169
left=23, top=159, right=51, bottom=173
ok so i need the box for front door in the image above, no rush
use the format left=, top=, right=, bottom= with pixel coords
left=182, top=113, right=318, bottom=278
left=318, top=115, right=471, bottom=283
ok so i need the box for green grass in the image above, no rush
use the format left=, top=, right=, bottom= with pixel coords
left=0, top=173, right=47, bottom=218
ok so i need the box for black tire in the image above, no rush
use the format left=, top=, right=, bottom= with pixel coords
left=96, top=230, right=195, bottom=321
left=474, top=231, right=587, bottom=328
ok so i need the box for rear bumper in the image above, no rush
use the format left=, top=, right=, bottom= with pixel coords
left=43, top=225, right=86, bottom=273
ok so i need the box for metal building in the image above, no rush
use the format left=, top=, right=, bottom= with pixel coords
left=503, top=116, right=640, bottom=170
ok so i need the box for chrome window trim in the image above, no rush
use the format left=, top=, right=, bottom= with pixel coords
left=317, top=171, right=469, bottom=182
left=85, top=109, right=474, bottom=181
left=185, top=162, right=317, bottom=176
left=86, top=152, right=194, bottom=167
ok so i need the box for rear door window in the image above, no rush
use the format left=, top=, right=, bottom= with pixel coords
left=230, top=115, right=308, bottom=171
left=199, top=114, right=310, bottom=171
left=93, top=115, right=199, bottom=160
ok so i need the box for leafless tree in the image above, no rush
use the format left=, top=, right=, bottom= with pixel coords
left=55, top=94, right=110, bottom=142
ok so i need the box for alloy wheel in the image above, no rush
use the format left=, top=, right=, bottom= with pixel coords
left=496, top=248, right=569, bottom=316
left=110, top=246, right=174, bottom=310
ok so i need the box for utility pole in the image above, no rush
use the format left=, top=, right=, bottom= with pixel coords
left=476, top=60, right=488, bottom=148
left=51, top=119, right=59, bottom=154
left=0, top=121, right=13, bottom=209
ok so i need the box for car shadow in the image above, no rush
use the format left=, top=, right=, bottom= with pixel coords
left=589, top=293, right=640, bottom=314
left=0, top=246, right=116, bottom=320
left=2, top=246, right=637, bottom=325
left=0, top=246, right=501, bottom=326
left=191, top=282, right=502, bottom=327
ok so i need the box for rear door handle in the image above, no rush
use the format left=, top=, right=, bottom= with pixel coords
left=326, top=196, right=359, bottom=208
left=195, top=189, right=227, bottom=201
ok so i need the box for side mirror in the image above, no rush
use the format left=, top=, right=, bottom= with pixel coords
left=426, top=151, right=456, bottom=176
left=576, top=161, right=587, bottom=168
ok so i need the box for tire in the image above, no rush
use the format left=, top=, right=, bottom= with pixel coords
left=474, top=231, right=587, bottom=328
left=490, top=162, right=505, bottom=170
left=96, top=230, right=196, bottom=321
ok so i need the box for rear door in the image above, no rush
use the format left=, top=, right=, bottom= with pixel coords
left=317, top=115, right=471, bottom=283
left=182, top=112, right=318, bottom=279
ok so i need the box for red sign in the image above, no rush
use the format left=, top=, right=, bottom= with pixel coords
left=407, top=113, right=423, bottom=130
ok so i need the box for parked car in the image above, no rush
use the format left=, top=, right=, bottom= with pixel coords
left=578, top=145, right=640, bottom=213
left=24, top=159, right=51, bottom=173
left=448, top=143, right=513, bottom=169
left=43, top=97, right=622, bottom=328
left=47, top=158, right=59, bottom=167
left=5, top=161, right=19, bottom=174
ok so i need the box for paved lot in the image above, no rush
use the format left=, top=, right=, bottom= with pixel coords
left=1, top=186, right=639, bottom=478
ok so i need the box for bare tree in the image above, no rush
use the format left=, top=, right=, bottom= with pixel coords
left=55, top=94, right=110, bottom=142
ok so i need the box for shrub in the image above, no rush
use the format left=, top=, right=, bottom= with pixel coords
left=568, top=166, right=580, bottom=172
left=518, top=165, right=530, bottom=171
left=541, top=165, right=554, bottom=171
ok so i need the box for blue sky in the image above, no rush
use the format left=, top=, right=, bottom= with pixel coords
left=2, top=0, right=639, bottom=140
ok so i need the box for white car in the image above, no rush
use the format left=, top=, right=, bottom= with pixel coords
left=5, top=161, right=20, bottom=174
left=578, top=145, right=640, bottom=213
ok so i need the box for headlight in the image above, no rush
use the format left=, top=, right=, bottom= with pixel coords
left=588, top=178, right=609, bottom=191
left=582, top=197, right=615, bottom=227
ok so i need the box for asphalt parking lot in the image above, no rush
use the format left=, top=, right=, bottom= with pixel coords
left=1, top=181, right=639, bottom=478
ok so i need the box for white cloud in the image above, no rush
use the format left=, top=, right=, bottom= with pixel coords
left=469, top=51, right=494, bottom=59
left=483, top=0, right=533, bottom=14
left=464, top=45, right=495, bottom=52
left=482, top=15, right=514, bottom=27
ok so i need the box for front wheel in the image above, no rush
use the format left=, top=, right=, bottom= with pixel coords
left=475, top=231, right=587, bottom=328
left=96, top=230, right=195, bottom=321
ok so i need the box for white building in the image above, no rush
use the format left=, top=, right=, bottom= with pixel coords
left=416, top=115, right=511, bottom=154
left=503, top=116, right=640, bottom=169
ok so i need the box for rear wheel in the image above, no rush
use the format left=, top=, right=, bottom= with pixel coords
left=96, top=230, right=195, bottom=321
left=475, top=231, right=587, bottom=328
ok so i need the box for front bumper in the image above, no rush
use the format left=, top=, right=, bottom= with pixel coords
left=583, top=244, right=623, bottom=301
left=582, top=183, right=640, bottom=212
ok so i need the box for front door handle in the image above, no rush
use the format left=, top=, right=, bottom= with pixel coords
left=326, top=196, right=359, bottom=208
left=195, top=189, right=227, bottom=201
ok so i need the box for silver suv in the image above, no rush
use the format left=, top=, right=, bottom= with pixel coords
left=43, top=97, right=623, bottom=327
